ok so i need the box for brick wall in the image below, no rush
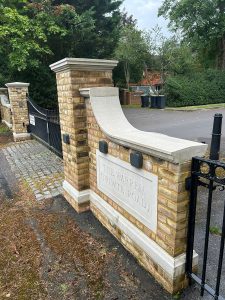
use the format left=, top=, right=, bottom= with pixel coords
left=0, top=105, right=12, bottom=127
left=6, top=83, right=30, bottom=141
left=0, top=88, right=12, bottom=128
left=86, top=98, right=190, bottom=293
left=51, top=58, right=204, bottom=295
left=53, top=63, right=115, bottom=212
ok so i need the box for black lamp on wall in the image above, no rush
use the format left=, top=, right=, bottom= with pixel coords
left=99, top=140, right=108, bottom=154
left=130, top=152, right=143, bottom=169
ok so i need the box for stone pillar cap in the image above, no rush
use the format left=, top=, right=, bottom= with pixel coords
left=5, top=82, right=30, bottom=88
left=50, top=57, right=118, bottom=73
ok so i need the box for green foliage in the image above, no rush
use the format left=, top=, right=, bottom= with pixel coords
left=0, top=0, right=122, bottom=107
left=163, top=39, right=201, bottom=75
left=0, top=123, right=10, bottom=133
left=159, top=0, right=225, bottom=69
left=165, top=69, right=225, bottom=107
left=210, top=226, right=222, bottom=236
left=114, top=25, right=151, bottom=87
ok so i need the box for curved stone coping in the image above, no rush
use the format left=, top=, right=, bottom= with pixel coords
left=0, top=95, right=11, bottom=108
left=80, top=87, right=207, bottom=164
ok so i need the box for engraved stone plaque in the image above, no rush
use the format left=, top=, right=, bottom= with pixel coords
left=96, top=151, right=158, bottom=232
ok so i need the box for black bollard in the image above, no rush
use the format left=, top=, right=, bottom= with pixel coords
left=210, top=114, right=223, bottom=160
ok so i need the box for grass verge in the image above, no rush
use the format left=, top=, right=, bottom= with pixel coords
left=0, top=123, right=11, bottom=134
left=166, top=103, right=225, bottom=111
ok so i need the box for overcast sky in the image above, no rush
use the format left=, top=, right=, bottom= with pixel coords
left=122, top=0, right=170, bottom=35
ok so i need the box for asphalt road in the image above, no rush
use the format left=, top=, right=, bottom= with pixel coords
left=123, top=108, right=225, bottom=143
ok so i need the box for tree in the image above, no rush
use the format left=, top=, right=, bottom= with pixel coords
left=164, top=39, right=201, bottom=75
left=0, top=0, right=124, bottom=107
left=114, top=25, right=151, bottom=88
left=120, top=8, right=137, bottom=27
left=53, top=0, right=123, bottom=58
left=159, top=0, right=225, bottom=69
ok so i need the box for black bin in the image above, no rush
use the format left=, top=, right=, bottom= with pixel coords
left=141, top=96, right=150, bottom=108
left=151, top=95, right=166, bottom=109
left=156, top=96, right=166, bottom=109
left=150, top=96, right=157, bottom=108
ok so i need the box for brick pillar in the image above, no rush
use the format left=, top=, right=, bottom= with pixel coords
left=6, top=82, right=30, bottom=142
left=50, top=58, right=118, bottom=213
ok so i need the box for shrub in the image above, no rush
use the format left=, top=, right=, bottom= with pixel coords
left=165, top=69, right=225, bottom=107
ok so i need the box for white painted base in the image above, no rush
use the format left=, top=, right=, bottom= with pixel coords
left=2, top=120, right=12, bottom=129
left=61, top=181, right=198, bottom=279
left=13, top=132, right=30, bottom=139
left=90, top=191, right=198, bottom=279
left=63, top=180, right=90, bottom=204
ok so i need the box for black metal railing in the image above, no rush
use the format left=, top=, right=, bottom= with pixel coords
left=27, top=97, right=62, bottom=157
left=186, top=114, right=225, bottom=300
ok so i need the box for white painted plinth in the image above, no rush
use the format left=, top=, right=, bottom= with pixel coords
left=90, top=190, right=198, bottom=279
left=63, top=180, right=90, bottom=204
left=13, top=132, right=31, bottom=140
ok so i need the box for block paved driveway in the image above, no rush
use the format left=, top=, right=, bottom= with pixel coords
left=2, top=140, right=63, bottom=201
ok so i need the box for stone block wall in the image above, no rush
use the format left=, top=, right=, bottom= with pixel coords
left=51, top=59, right=118, bottom=213
left=6, top=83, right=30, bottom=141
left=0, top=105, right=12, bottom=128
left=86, top=98, right=191, bottom=293
left=51, top=58, right=206, bottom=294
left=0, top=88, right=12, bottom=128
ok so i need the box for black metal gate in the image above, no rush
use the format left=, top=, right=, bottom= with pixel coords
left=186, top=114, right=225, bottom=300
left=27, top=98, right=62, bottom=157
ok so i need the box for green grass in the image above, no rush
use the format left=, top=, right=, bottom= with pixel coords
left=122, top=104, right=143, bottom=109
left=123, top=103, right=225, bottom=111
left=209, top=226, right=222, bottom=236
left=167, top=103, right=225, bottom=111
left=173, top=292, right=182, bottom=300
left=0, top=123, right=10, bottom=133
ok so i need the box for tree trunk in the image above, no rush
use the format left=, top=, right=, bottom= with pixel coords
left=124, top=61, right=130, bottom=89
left=217, top=1, right=225, bottom=69
left=217, top=37, right=225, bottom=70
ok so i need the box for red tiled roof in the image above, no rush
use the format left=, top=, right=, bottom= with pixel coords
left=130, top=71, right=163, bottom=86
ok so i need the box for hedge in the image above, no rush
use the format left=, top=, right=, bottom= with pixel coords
left=165, top=69, right=225, bottom=107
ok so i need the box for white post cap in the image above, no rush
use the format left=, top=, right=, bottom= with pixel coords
left=50, top=58, right=118, bottom=73
left=5, top=82, right=30, bottom=88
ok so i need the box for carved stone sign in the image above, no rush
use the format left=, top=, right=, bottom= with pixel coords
left=96, top=151, right=158, bottom=232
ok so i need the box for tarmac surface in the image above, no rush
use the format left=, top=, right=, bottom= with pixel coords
left=123, top=107, right=225, bottom=143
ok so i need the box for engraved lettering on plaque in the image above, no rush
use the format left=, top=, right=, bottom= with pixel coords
left=96, top=151, right=158, bottom=232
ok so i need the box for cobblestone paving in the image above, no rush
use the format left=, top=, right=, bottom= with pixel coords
left=2, top=140, right=64, bottom=200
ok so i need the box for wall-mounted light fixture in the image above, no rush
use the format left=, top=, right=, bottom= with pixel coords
left=99, top=140, right=108, bottom=154
left=130, top=152, right=143, bottom=169
left=63, top=134, right=70, bottom=145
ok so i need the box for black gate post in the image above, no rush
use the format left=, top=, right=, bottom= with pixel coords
left=46, top=110, right=50, bottom=146
left=186, top=158, right=199, bottom=280
left=210, top=113, right=223, bottom=160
